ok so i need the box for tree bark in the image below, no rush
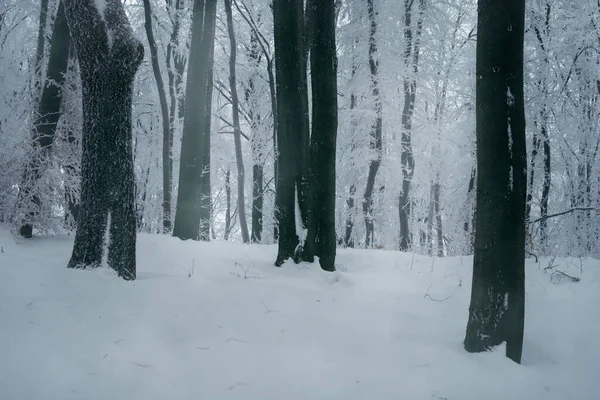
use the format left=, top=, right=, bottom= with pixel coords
left=224, top=168, right=232, bottom=240
left=64, top=0, right=144, bottom=280
left=307, top=0, right=337, bottom=271
left=246, top=26, right=264, bottom=243
left=224, top=0, right=250, bottom=243
left=398, top=0, right=424, bottom=251
left=464, top=0, right=527, bottom=364
left=173, top=0, right=217, bottom=241
left=142, top=0, right=172, bottom=233
left=273, top=0, right=310, bottom=266
left=362, top=0, right=382, bottom=248
left=34, top=0, right=50, bottom=96
left=20, top=1, right=71, bottom=238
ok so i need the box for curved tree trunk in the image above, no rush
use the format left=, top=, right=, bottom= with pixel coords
left=20, top=1, right=70, bottom=238
left=464, top=0, right=526, bottom=364
left=64, top=0, right=144, bottom=280
left=224, top=0, right=250, bottom=243
left=398, top=0, right=424, bottom=251
left=142, top=0, right=172, bottom=233
left=173, top=0, right=217, bottom=241
left=362, top=0, right=383, bottom=249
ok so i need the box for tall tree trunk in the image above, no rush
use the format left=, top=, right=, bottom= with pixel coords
left=224, top=168, right=232, bottom=240
left=65, top=0, right=144, bottom=280
left=398, top=0, right=424, bottom=251
left=307, top=0, right=337, bottom=271
left=540, top=122, right=550, bottom=248
left=142, top=0, right=172, bottom=233
left=362, top=0, right=383, bottom=248
left=464, top=165, right=476, bottom=252
left=166, top=0, right=186, bottom=219
left=34, top=0, right=50, bottom=96
left=173, top=0, right=217, bottom=241
left=273, top=0, right=310, bottom=266
left=20, top=1, right=71, bottom=238
left=434, top=176, right=443, bottom=257
left=464, top=0, right=526, bottom=364
left=199, top=37, right=215, bottom=241
left=534, top=2, right=551, bottom=250
left=224, top=0, right=250, bottom=243
left=247, top=28, right=264, bottom=243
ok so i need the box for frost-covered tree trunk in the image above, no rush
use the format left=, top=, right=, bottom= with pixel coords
left=173, top=0, right=217, bottom=241
left=224, top=0, right=250, bottom=243
left=307, top=0, right=337, bottom=271
left=142, top=0, right=172, bottom=233
left=34, top=0, right=50, bottom=95
left=19, top=0, right=71, bottom=238
left=65, top=0, right=144, bottom=280
left=398, top=0, right=424, bottom=251
left=273, top=0, right=310, bottom=266
left=464, top=0, right=526, bottom=364
left=362, top=0, right=382, bottom=248
left=246, top=30, right=264, bottom=243
left=166, top=0, right=187, bottom=224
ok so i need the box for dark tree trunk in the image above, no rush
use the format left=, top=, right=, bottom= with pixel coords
left=224, top=168, right=232, bottom=240
left=64, top=0, right=144, bottom=280
left=20, top=1, right=71, bottom=238
left=273, top=0, right=310, bottom=266
left=246, top=28, right=264, bottom=243
left=525, top=125, right=539, bottom=223
left=464, top=165, right=476, bottom=252
left=464, top=0, right=526, bottom=364
left=251, top=164, right=264, bottom=242
left=398, top=0, right=424, bottom=251
left=142, top=0, right=172, bottom=233
left=344, top=184, right=356, bottom=248
left=540, top=123, right=550, bottom=247
left=362, top=0, right=382, bottom=248
left=224, top=0, right=250, bottom=243
left=307, top=0, right=337, bottom=271
left=533, top=3, right=551, bottom=250
left=173, top=0, right=217, bottom=241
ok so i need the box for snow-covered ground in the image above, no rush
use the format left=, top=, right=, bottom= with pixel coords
left=0, top=227, right=598, bottom=400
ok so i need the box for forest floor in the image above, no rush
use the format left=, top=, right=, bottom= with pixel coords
left=0, top=226, right=598, bottom=400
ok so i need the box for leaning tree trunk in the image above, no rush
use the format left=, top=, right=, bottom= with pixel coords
left=142, top=0, right=172, bottom=233
left=362, top=0, right=383, bottom=248
left=64, top=0, right=144, bottom=280
left=273, top=0, right=311, bottom=266
left=307, top=0, right=337, bottom=271
left=464, top=0, right=526, bottom=364
left=224, top=0, right=250, bottom=243
left=19, top=1, right=71, bottom=238
left=173, top=0, right=217, bottom=241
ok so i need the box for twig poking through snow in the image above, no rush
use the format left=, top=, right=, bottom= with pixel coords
left=262, top=301, right=276, bottom=313
left=424, top=283, right=460, bottom=302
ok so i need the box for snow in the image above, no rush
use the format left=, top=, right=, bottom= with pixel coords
left=93, top=0, right=106, bottom=22
left=0, top=226, right=599, bottom=400
left=294, top=184, right=307, bottom=249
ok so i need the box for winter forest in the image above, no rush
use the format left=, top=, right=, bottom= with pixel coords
left=1, top=0, right=599, bottom=398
